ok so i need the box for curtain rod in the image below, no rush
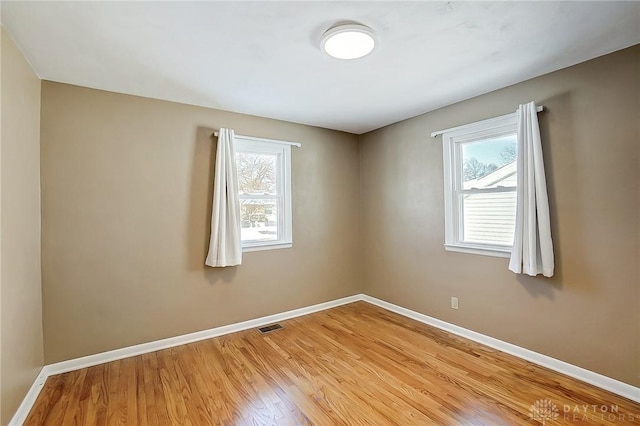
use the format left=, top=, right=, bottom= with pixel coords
left=212, top=131, right=302, bottom=148
left=430, top=105, right=544, bottom=138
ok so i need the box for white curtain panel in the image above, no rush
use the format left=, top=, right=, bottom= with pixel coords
left=205, top=128, right=242, bottom=267
left=509, top=102, right=554, bottom=277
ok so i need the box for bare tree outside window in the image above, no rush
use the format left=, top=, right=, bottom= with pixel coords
left=500, top=144, right=517, bottom=164
left=464, top=157, right=498, bottom=181
left=237, top=153, right=276, bottom=195
left=236, top=152, right=278, bottom=240
left=463, top=143, right=517, bottom=182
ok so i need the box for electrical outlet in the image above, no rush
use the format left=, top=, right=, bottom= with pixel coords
left=451, top=297, right=459, bottom=310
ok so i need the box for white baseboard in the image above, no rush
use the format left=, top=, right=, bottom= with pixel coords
left=44, top=294, right=362, bottom=376
left=9, top=294, right=361, bottom=425
left=10, top=293, right=639, bottom=425
left=360, top=294, right=640, bottom=404
left=8, top=368, right=49, bottom=426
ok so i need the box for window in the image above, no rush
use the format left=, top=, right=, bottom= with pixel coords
left=235, top=137, right=292, bottom=251
left=442, top=114, right=517, bottom=257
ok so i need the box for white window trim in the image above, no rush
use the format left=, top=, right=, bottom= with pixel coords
left=441, top=114, right=517, bottom=258
left=235, top=136, right=293, bottom=252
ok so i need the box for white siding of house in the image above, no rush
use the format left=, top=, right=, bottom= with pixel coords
left=462, top=161, right=516, bottom=246
left=463, top=192, right=516, bottom=245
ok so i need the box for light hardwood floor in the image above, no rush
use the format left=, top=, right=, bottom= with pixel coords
left=26, top=302, right=639, bottom=425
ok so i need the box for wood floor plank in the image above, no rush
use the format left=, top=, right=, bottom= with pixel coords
left=24, top=302, right=640, bottom=425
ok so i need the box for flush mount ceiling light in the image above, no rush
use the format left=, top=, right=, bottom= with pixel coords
left=321, top=23, right=376, bottom=60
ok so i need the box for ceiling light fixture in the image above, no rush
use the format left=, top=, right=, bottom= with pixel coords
left=321, top=23, right=376, bottom=60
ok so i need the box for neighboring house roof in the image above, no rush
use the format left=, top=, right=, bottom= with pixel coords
left=466, top=161, right=516, bottom=189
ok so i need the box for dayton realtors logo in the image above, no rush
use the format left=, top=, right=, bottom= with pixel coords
left=563, top=403, right=638, bottom=423
left=529, top=399, right=559, bottom=425
left=530, top=398, right=639, bottom=423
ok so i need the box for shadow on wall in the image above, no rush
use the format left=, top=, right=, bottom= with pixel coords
left=186, top=126, right=238, bottom=284
left=516, top=91, right=595, bottom=298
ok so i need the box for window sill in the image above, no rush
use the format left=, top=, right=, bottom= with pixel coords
left=444, top=244, right=511, bottom=258
left=242, top=242, right=292, bottom=253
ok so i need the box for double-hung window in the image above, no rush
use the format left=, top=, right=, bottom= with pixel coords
left=235, top=137, right=292, bottom=252
left=441, top=114, right=517, bottom=257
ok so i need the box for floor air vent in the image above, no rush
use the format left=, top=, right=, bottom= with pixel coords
left=258, top=324, right=283, bottom=334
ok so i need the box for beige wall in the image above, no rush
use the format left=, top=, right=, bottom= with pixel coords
left=359, top=45, right=640, bottom=386
left=0, top=28, right=44, bottom=424
left=40, top=82, right=361, bottom=363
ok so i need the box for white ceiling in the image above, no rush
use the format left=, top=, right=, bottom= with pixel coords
left=2, top=1, right=639, bottom=134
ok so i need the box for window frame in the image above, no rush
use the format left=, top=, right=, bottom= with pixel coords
left=441, top=114, right=517, bottom=258
left=235, top=136, right=293, bottom=252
